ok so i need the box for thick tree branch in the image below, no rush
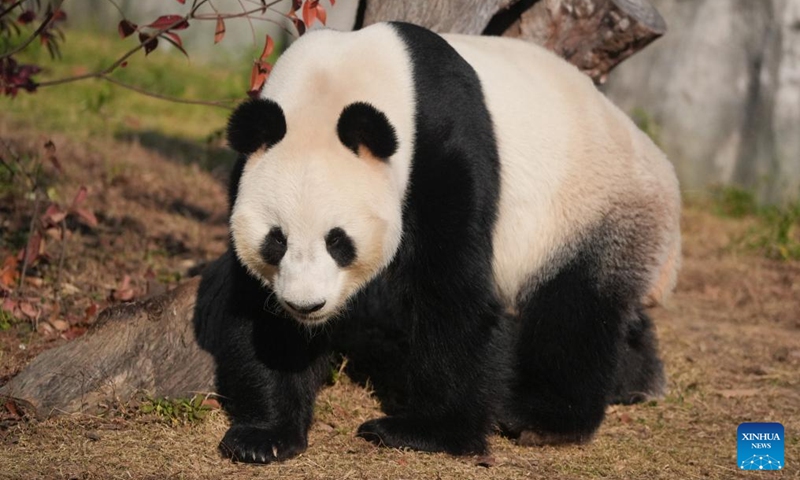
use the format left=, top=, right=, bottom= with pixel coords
left=501, top=0, right=666, bottom=83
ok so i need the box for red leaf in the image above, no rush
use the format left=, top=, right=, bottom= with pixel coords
left=74, top=208, right=98, bottom=228
left=21, top=233, right=42, bottom=265
left=248, top=61, right=271, bottom=98
left=112, top=275, right=135, bottom=302
left=118, top=19, right=137, bottom=39
left=259, top=34, right=274, bottom=61
left=138, top=32, right=159, bottom=56
left=18, top=301, right=38, bottom=319
left=201, top=398, right=221, bottom=409
left=147, top=15, right=189, bottom=30
left=51, top=9, right=67, bottom=22
left=4, top=400, right=22, bottom=418
left=214, top=17, right=225, bottom=44
left=291, top=17, right=306, bottom=36
left=302, top=0, right=316, bottom=27
left=42, top=204, right=67, bottom=225
left=17, top=10, right=35, bottom=25
left=175, top=0, right=186, bottom=3
left=316, top=3, right=327, bottom=25
left=330, top=0, right=335, bottom=5
left=0, top=256, right=18, bottom=290
left=84, top=302, right=99, bottom=323
left=161, top=31, right=188, bottom=57
left=71, top=186, right=88, bottom=208
left=292, top=0, right=302, bottom=11
left=61, top=326, right=87, bottom=341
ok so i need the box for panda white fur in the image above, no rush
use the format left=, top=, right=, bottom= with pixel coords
left=198, top=22, right=681, bottom=463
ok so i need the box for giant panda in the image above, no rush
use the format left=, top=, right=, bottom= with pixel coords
left=197, top=21, right=681, bottom=463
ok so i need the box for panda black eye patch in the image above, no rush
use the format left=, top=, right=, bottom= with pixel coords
left=325, top=227, right=356, bottom=267
left=260, top=227, right=287, bottom=266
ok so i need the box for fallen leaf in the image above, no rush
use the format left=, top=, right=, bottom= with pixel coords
left=42, top=204, right=67, bottom=225
left=18, top=301, right=39, bottom=319
left=60, top=282, right=80, bottom=295
left=112, top=275, right=135, bottom=302
left=50, top=318, right=69, bottom=331
left=83, top=302, right=99, bottom=323
left=4, top=401, right=21, bottom=418
left=200, top=398, right=221, bottom=409
left=61, top=326, right=87, bottom=341
left=37, top=321, right=55, bottom=335
left=0, top=255, right=18, bottom=289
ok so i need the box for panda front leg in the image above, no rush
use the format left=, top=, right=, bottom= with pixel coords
left=498, top=251, right=635, bottom=445
left=215, top=316, right=331, bottom=463
left=356, top=280, right=502, bottom=455
left=202, top=253, right=331, bottom=464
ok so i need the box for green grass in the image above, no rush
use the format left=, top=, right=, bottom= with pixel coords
left=2, top=28, right=253, bottom=142
left=630, top=107, right=662, bottom=147
left=712, top=186, right=800, bottom=260
left=139, top=395, right=214, bottom=425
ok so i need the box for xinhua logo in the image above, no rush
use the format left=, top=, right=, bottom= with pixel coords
left=738, top=422, right=784, bottom=471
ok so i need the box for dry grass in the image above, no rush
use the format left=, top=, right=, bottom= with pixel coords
left=1, top=126, right=799, bottom=479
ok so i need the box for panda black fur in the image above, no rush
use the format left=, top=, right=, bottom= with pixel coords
left=196, top=22, right=681, bottom=463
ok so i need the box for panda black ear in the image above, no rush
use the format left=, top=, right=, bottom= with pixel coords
left=337, top=102, right=398, bottom=161
left=227, top=98, right=287, bottom=155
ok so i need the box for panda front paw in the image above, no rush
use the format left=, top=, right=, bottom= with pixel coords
left=219, top=424, right=307, bottom=463
left=357, top=415, right=487, bottom=455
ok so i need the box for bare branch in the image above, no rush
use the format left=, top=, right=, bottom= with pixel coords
left=0, top=0, right=26, bottom=19
left=99, top=75, right=238, bottom=109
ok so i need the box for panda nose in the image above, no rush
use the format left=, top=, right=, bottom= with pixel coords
left=286, top=300, right=326, bottom=314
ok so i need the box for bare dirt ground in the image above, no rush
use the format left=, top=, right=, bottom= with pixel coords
left=0, top=124, right=798, bottom=479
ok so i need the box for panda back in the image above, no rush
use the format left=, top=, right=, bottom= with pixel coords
left=443, top=34, right=681, bottom=307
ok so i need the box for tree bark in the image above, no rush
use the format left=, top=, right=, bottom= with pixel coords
left=362, top=0, right=516, bottom=34
left=0, top=0, right=666, bottom=418
left=502, top=0, right=667, bottom=83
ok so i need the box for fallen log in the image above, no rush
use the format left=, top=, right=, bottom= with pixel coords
left=0, top=0, right=666, bottom=417
left=0, top=279, right=215, bottom=417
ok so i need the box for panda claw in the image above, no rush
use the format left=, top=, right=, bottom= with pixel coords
left=272, top=445, right=279, bottom=458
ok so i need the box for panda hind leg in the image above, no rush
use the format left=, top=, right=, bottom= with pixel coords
left=497, top=252, right=639, bottom=446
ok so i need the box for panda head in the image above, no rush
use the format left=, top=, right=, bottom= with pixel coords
left=227, top=97, right=403, bottom=325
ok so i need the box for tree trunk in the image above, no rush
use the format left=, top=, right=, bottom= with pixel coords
left=0, top=0, right=666, bottom=418
left=362, top=0, right=516, bottom=34
left=364, top=0, right=666, bottom=84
